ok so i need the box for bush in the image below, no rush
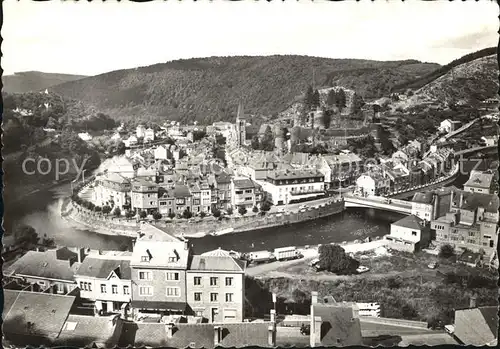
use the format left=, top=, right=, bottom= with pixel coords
left=238, top=206, right=248, bottom=216
left=152, top=211, right=162, bottom=220
left=139, top=210, right=147, bottom=219
left=439, top=244, right=455, bottom=258
left=168, top=212, right=176, bottom=219
left=125, top=210, right=135, bottom=219
left=182, top=209, right=193, bottom=219
left=200, top=211, right=207, bottom=218
left=212, top=208, right=221, bottom=218
left=94, top=206, right=102, bottom=213
left=317, top=244, right=360, bottom=275
left=113, top=207, right=121, bottom=217
left=102, top=205, right=112, bottom=214
left=227, top=207, right=234, bottom=215
left=261, top=202, right=271, bottom=212
left=252, top=206, right=259, bottom=213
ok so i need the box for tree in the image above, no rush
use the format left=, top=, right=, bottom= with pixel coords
left=251, top=135, right=260, bottom=150
left=238, top=206, right=248, bottom=216
left=326, top=89, right=337, bottom=107
left=260, top=201, right=271, bottom=212
left=336, top=89, right=347, bottom=111
left=252, top=206, right=259, bottom=213
left=260, top=126, right=274, bottom=151
left=102, top=205, right=112, bottom=214
left=182, top=209, right=193, bottom=219
left=139, top=210, right=148, bottom=219
left=152, top=211, right=162, bottom=220
left=200, top=211, right=207, bottom=218
left=168, top=212, right=176, bottom=219
left=439, top=244, right=455, bottom=259
left=113, top=207, right=121, bottom=217
left=312, top=89, right=321, bottom=109
left=317, top=244, right=360, bottom=275
left=125, top=210, right=135, bottom=219
left=13, top=224, right=38, bottom=245
left=94, top=206, right=102, bottom=213
left=227, top=207, right=234, bottom=215
left=115, top=142, right=126, bottom=155
left=303, top=85, right=314, bottom=111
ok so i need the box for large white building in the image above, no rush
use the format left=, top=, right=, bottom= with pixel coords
left=130, top=179, right=159, bottom=213
left=259, top=169, right=325, bottom=205
left=355, top=173, right=390, bottom=197
left=92, top=173, right=131, bottom=209
left=144, top=128, right=155, bottom=142
left=136, top=124, right=146, bottom=138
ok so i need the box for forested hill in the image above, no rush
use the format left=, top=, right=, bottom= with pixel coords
left=3, top=71, right=87, bottom=93
left=51, top=55, right=439, bottom=124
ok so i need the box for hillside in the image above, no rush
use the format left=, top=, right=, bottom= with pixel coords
left=390, top=54, right=498, bottom=111
left=3, top=71, right=87, bottom=94
left=51, top=56, right=439, bottom=124
left=390, top=47, right=496, bottom=93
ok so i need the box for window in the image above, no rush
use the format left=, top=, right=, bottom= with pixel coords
left=245, top=190, right=252, bottom=193
left=139, top=271, right=152, bottom=280
left=166, top=287, right=180, bottom=297
left=100, top=284, right=107, bottom=294
left=139, top=286, right=153, bottom=296
left=166, top=272, right=179, bottom=281
left=195, top=310, right=204, bottom=317
left=210, top=277, right=218, bottom=286
left=123, top=285, right=130, bottom=295
left=111, top=285, right=118, bottom=294
left=225, top=277, right=233, bottom=286
left=141, top=255, right=150, bottom=262
left=87, top=282, right=92, bottom=291
left=194, top=292, right=202, bottom=301
left=210, top=293, right=218, bottom=302
left=168, top=256, right=177, bottom=263
left=194, top=276, right=202, bottom=286
left=225, top=293, right=233, bottom=302
left=80, top=281, right=84, bottom=289
left=469, top=232, right=475, bottom=237
left=224, top=309, right=237, bottom=320
left=411, top=231, right=417, bottom=236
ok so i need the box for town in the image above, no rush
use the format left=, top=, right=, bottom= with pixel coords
left=3, top=85, right=499, bottom=347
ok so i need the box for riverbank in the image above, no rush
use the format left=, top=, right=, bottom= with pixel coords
left=61, top=197, right=346, bottom=239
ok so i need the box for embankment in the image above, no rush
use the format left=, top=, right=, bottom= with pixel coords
left=62, top=199, right=345, bottom=238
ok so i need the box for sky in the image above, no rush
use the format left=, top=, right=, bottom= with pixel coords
left=3, top=0, right=498, bottom=76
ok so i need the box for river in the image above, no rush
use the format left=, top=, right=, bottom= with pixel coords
left=14, top=157, right=495, bottom=254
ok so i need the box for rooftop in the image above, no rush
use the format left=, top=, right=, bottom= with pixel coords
left=131, top=239, right=189, bottom=269
left=189, top=255, right=246, bottom=272
left=312, top=302, right=363, bottom=347
left=268, top=169, right=323, bottom=181
left=392, top=215, right=425, bottom=231
left=75, top=257, right=131, bottom=280
left=464, top=170, right=494, bottom=190
left=233, top=178, right=258, bottom=189
left=59, top=314, right=122, bottom=345
left=454, top=306, right=498, bottom=345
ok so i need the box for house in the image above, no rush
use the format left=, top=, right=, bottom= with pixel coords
left=124, top=135, right=138, bottom=148
left=230, top=177, right=263, bottom=209
left=158, top=187, right=176, bottom=216
left=453, top=299, right=497, bottom=346
left=107, top=156, right=135, bottom=179
left=92, top=172, right=131, bottom=209
left=457, top=250, right=483, bottom=267
left=259, top=169, right=324, bottom=206
left=213, top=172, right=232, bottom=210
left=130, top=178, right=158, bottom=214
left=480, top=135, right=498, bottom=146
left=322, top=153, right=363, bottom=188
left=144, top=128, right=155, bottom=142
left=186, top=255, right=246, bottom=323
left=5, top=247, right=84, bottom=294
left=2, top=290, right=76, bottom=346
left=309, top=292, right=363, bottom=347
left=154, top=145, right=168, bottom=160
left=356, top=173, right=390, bottom=197
left=74, top=251, right=133, bottom=315
left=173, top=183, right=193, bottom=214
left=130, top=232, right=191, bottom=318
left=464, top=170, right=495, bottom=194
left=78, top=132, right=93, bottom=142
left=439, top=119, right=461, bottom=133
left=410, top=188, right=452, bottom=222
left=136, top=124, right=146, bottom=138
left=385, top=215, right=431, bottom=253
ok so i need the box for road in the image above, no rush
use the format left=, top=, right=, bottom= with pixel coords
left=268, top=196, right=342, bottom=214
left=246, top=240, right=386, bottom=277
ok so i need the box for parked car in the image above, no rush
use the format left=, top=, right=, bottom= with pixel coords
left=356, top=266, right=370, bottom=274
left=299, top=204, right=308, bottom=210
left=428, top=261, right=438, bottom=269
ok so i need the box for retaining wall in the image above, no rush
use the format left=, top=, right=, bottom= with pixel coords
left=359, top=317, right=428, bottom=329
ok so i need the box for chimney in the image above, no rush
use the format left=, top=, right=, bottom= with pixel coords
left=470, top=295, right=477, bottom=309
left=270, top=309, right=276, bottom=323
left=311, top=291, right=318, bottom=304
left=459, top=193, right=464, bottom=208
left=77, top=247, right=86, bottom=263
left=166, top=323, right=175, bottom=338
left=267, top=324, right=276, bottom=347
left=184, top=239, right=189, bottom=251
left=214, top=326, right=221, bottom=346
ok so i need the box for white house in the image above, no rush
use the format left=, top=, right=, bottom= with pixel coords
left=74, top=252, right=133, bottom=315
left=136, top=124, right=146, bottom=138
left=154, top=145, right=168, bottom=161
left=385, top=215, right=431, bottom=253
left=463, top=170, right=495, bottom=194
left=439, top=119, right=461, bottom=134
left=78, top=132, right=93, bottom=142
left=144, top=128, right=155, bottom=143
left=356, top=173, right=390, bottom=197
left=124, top=135, right=138, bottom=148
left=93, top=173, right=131, bottom=209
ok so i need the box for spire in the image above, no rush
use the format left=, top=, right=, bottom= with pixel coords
left=237, top=101, right=244, bottom=120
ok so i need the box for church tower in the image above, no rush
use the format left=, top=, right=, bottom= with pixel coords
left=235, top=102, right=246, bottom=147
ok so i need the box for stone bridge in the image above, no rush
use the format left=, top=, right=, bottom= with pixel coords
left=344, top=195, right=412, bottom=215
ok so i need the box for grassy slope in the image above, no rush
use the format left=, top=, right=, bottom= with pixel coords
left=51, top=56, right=439, bottom=124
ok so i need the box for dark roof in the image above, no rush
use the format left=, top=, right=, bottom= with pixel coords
left=75, top=257, right=131, bottom=279
left=312, top=303, right=363, bottom=347
left=233, top=178, right=257, bottom=189
left=59, top=314, right=122, bottom=345
left=2, top=290, right=75, bottom=339
left=130, top=300, right=187, bottom=311
left=219, top=322, right=272, bottom=348
left=479, top=306, right=499, bottom=338
left=268, top=169, right=323, bottom=181
left=392, top=215, right=425, bottom=230
left=412, top=192, right=433, bottom=204
left=174, top=184, right=192, bottom=198
left=189, top=255, right=246, bottom=272
left=6, top=250, right=79, bottom=282
left=456, top=191, right=499, bottom=213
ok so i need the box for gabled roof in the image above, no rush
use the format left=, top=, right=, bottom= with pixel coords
left=464, top=170, right=494, bottom=189
left=312, top=302, right=363, bottom=347
left=456, top=191, right=499, bottom=213
left=233, top=178, right=257, bottom=189
left=59, top=314, right=122, bottom=345
left=131, top=237, right=189, bottom=269
left=173, top=184, right=192, bottom=198
left=75, top=257, right=131, bottom=280
left=454, top=306, right=498, bottom=345
left=3, top=290, right=75, bottom=339
left=392, top=215, right=425, bottom=230
left=412, top=192, right=434, bottom=204
left=189, top=255, right=246, bottom=272
left=6, top=249, right=79, bottom=282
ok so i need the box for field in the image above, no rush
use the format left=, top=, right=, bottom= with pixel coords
left=248, top=249, right=498, bottom=327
